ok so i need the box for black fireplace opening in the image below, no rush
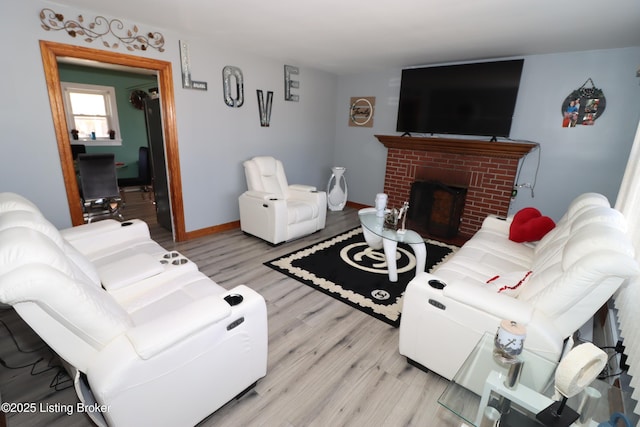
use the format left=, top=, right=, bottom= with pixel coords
left=408, top=180, right=467, bottom=239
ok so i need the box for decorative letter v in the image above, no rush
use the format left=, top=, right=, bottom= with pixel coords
left=257, top=90, right=274, bottom=127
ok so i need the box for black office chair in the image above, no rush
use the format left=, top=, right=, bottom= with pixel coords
left=71, top=144, right=86, bottom=160
left=117, top=146, right=152, bottom=191
left=77, top=153, right=124, bottom=222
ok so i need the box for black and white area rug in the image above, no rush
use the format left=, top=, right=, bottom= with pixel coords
left=265, top=227, right=457, bottom=327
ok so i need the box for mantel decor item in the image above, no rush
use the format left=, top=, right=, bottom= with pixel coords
left=39, top=8, right=165, bottom=52
left=561, top=78, right=606, bottom=127
left=327, top=167, right=347, bottom=211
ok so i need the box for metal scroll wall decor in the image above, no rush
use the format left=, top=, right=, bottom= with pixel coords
left=284, top=65, right=300, bottom=101
left=39, top=8, right=165, bottom=52
left=257, top=90, right=274, bottom=127
left=222, top=66, right=244, bottom=108
left=179, top=41, right=207, bottom=90
left=561, top=78, right=605, bottom=127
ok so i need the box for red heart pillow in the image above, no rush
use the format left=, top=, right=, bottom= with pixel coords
left=509, top=207, right=556, bottom=243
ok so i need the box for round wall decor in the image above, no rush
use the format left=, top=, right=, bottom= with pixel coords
left=561, top=78, right=605, bottom=127
left=129, top=90, right=148, bottom=110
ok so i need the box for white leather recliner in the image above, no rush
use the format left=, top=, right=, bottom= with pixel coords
left=399, top=193, right=639, bottom=391
left=239, top=156, right=327, bottom=244
left=0, top=192, right=268, bottom=427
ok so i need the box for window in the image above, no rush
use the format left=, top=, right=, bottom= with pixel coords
left=61, top=82, right=122, bottom=145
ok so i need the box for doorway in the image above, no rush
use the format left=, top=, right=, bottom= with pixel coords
left=40, top=40, right=188, bottom=241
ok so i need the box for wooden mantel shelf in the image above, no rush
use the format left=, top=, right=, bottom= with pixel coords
left=375, top=135, right=537, bottom=159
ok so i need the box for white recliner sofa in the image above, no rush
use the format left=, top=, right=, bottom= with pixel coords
left=239, top=156, right=327, bottom=244
left=0, top=192, right=268, bottom=427
left=399, top=193, right=639, bottom=386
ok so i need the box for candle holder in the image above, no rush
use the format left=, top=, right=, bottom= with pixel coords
left=493, top=320, right=526, bottom=363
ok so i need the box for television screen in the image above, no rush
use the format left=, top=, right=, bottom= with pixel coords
left=396, top=59, right=524, bottom=138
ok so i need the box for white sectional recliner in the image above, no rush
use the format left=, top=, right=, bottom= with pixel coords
left=239, top=156, right=327, bottom=245
left=0, top=192, right=268, bottom=427
left=399, top=193, right=639, bottom=385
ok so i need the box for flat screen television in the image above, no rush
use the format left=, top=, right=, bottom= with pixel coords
left=396, top=59, right=524, bottom=139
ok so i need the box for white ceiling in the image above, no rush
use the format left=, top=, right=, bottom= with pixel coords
left=52, top=0, right=640, bottom=75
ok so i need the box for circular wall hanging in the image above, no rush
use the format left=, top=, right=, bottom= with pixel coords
left=561, top=78, right=605, bottom=127
left=129, top=90, right=148, bottom=110
left=349, top=97, right=375, bottom=127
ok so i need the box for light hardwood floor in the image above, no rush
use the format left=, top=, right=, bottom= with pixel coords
left=0, top=191, right=463, bottom=427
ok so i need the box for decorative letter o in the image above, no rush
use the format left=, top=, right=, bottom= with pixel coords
left=222, top=66, right=244, bottom=107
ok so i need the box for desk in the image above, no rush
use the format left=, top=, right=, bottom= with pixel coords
left=438, top=333, right=631, bottom=426
left=358, top=210, right=426, bottom=282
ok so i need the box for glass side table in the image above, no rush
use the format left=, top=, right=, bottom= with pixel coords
left=438, top=332, right=631, bottom=427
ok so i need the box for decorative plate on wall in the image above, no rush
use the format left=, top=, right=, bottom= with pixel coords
left=129, top=90, right=148, bottom=110
left=561, top=78, right=605, bottom=127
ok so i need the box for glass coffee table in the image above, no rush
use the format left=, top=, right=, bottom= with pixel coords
left=438, top=332, right=631, bottom=427
left=358, top=210, right=426, bottom=282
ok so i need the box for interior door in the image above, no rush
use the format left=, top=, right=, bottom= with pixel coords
left=144, top=96, right=172, bottom=232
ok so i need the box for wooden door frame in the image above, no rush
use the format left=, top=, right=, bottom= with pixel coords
left=40, top=40, right=187, bottom=241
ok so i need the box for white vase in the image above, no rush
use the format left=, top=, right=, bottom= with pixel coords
left=327, top=166, right=347, bottom=211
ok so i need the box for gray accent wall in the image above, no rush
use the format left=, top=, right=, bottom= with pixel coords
left=334, top=47, right=640, bottom=221
left=2, top=2, right=336, bottom=231
left=2, top=1, right=639, bottom=232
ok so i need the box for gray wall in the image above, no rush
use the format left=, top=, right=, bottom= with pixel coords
left=334, top=48, right=640, bottom=221
left=2, top=1, right=638, bottom=232
left=1, top=1, right=336, bottom=231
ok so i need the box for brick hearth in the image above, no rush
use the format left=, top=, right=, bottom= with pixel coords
left=375, top=135, right=536, bottom=239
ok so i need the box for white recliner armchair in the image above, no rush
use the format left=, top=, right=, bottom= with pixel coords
left=0, top=192, right=268, bottom=427
left=239, top=156, right=327, bottom=244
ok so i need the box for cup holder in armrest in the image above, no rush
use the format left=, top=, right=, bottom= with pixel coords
left=121, top=221, right=133, bottom=226
left=428, top=279, right=446, bottom=289
left=159, top=251, right=190, bottom=267
left=163, top=251, right=180, bottom=259
left=224, top=294, right=244, bottom=306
